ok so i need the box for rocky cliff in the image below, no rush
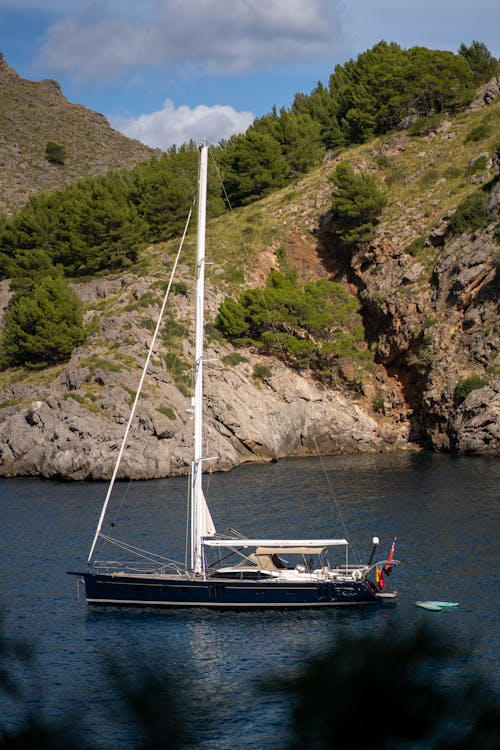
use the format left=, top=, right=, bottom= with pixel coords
left=0, top=271, right=409, bottom=480
left=0, top=78, right=498, bottom=479
left=349, top=201, right=499, bottom=456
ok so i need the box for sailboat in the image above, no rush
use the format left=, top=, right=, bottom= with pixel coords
left=68, top=144, right=399, bottom=608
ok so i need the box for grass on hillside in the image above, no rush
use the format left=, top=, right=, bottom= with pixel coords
left=115, top=100, right=500, bottom=301
left=1, top=101, right=498, bottom=393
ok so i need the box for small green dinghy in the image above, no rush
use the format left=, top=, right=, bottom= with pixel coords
left=415, top=601, right=459, bottom=611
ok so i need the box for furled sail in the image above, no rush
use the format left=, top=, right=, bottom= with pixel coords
left=200, top=489, right=216, bottom=537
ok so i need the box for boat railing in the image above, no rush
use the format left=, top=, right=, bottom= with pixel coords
left=92, top=560, right=185, bottom=576
left=366, top=559, right=400, bottom=573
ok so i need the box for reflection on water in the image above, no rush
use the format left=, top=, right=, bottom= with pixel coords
left=1, top=452, right=499, bottom=749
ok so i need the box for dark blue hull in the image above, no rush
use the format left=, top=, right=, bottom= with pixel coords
left=72, top=572, right=381, bottom=608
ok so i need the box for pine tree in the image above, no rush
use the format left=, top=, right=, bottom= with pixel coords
left=1, top=275, right=86, bottom=369
left=220, top=131, right=289, bottom=206
left=459, top=41, right=499, bottom=84
left=330, top=162, right=387, bottom=244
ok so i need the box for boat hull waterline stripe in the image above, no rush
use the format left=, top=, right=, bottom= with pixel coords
left=86, top=598, right=376, bottom=608
left=78, top=572, right=381, bottom=606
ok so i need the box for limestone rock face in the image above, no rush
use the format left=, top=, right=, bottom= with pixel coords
left=451, top=381, right=500, bottom=456
left=345, top=180, right=499, bottom=457
left=0, top=339, right=404, bottom=480
left=467, top=76, right=500, bottom=111
left=0, top=262, right=414, bottom=480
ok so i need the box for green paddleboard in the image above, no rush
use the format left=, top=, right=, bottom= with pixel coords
left=415, top=601, right=442, bottom=611
left=415, top=601, right=459, bottom=611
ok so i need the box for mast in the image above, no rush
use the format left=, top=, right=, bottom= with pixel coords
left=191, top=143, right=208, bottom=575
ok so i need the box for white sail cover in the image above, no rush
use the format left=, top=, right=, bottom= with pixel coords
left=203, top=538, right=348, bottom=547
left=200, top=489, right=216, bottom=537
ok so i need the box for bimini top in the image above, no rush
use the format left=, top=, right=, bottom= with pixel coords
left=202, top=538, right=348, bottom=549
left=255, top=546, right=328, bottom=555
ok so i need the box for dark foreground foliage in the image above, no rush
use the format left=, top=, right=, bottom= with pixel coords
left=274, top=625, right=499, bottom=750
left=2, top=616, right=498, bottom=750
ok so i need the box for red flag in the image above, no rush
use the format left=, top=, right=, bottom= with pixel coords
left=376, top=566, right=385, bottom=590
left=384, top=539, right=396, bottom=573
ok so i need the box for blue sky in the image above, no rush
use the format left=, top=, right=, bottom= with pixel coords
left=1, top=0, right=499, bottom=150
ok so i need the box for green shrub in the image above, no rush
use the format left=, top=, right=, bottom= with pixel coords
left=216, top=270, right=373, bottom=381
left=222, top=352, right=248, bottom=367
left=82, top=355, right=123, bottom=375
left=407, top=346, right=434, bottom=373
left=123, top=292, right=160, bottom=311
left=204, top=323, right=223, bottom=343
left=162, top=317, right=186, bottom=339
left=163, top=352, right=191, bottom=395
left=45, top=141, right=66, bottom=165
left=330, top=162, right=387, bottom=244
left=253, top=364, right=272, bottom=380
left=466, top=155, right=488, bottom=175
left=139, top=316, right=156, bottom=332
left=448, top=191, right=489, bottom=235
left=0, top=275, right=86, bottom=369
left=172, top=281, right=189, bottom=296
left=406, top=236, right=426, bottom=256
left=157, top=405, right=176, bottom=420
left=408, top=113, right=443, bottom=136
left=465, top=123, right=491, bottom=143
left=385, top=168, right=407, bottom=186
left=455, top=375, right=487, bottom=402
left=420, top=168, right=440, bottom=187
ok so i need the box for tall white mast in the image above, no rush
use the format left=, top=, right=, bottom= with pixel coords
left=191, top=143, right=208, bottom=574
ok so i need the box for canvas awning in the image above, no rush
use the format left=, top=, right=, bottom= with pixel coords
left=255, top=546, right=326, bottom=555
left=202, top=538, right=348, bottom=548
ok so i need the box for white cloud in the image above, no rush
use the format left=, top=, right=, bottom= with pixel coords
left=109, top=99, right=255, bottom=150
left=38, top=0, right=340, bottom=80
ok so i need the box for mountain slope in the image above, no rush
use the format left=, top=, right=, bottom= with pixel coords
left=0, top=78, right=498, bottom=478
left=0, top=54, right=157, bottom=216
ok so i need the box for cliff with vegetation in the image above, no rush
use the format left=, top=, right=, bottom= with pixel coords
left=0, top=43, right=498, bottom=479
left=0, top=53, right=157, bottom=216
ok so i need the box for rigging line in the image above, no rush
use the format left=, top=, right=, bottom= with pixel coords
left=184, top=478, right=190, bottom=572
left=312, top=436, right=360, bottom=563
left=209, top=151, right=297, bottom=371
left=98, top=534, right=182, bottom=565
left=209, top=150, right=289, bottom=517
left=94, top=476, right=134, bottom=562
left=87, top=200, right=195, bottom=565
left=109, top=478, right=133, bottom=530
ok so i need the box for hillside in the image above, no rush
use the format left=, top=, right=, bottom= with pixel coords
left=0, top=54, right=157, bottom=215
left=0, top=74, right=498, bottom=478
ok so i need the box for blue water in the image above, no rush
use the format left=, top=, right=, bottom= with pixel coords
left=1, top=452, right=499, bottom=748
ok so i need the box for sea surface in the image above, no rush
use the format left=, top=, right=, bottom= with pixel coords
left=1, top=452, right=499, bottom=748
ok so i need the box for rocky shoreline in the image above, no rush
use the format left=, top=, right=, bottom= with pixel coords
left=1, top=82, right=498, bottom=478
left=0, top=334, right=413, bottom=481
left=1, top=181, right=498, bottom=479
